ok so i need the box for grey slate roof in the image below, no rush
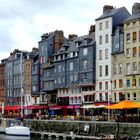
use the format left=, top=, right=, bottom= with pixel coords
left=125, top=13, right=140, bottom=22
left=95, top=7, right=126, bottom=21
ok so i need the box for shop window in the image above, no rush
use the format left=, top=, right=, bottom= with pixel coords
left=127, top=93, right=130, bottom=100
left=133, top=93, right=136, bottom=100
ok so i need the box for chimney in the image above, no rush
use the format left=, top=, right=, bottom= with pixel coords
left=68, top=34, right=78, bottom=41
left=103, top=5, right=114, bottom=13
left=132, top=2, right=140, bottom=15
left=54, top=30, right=64, bottom=53
left=89, top=25, right=95, bottom=34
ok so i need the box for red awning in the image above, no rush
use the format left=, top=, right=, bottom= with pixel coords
left=49, top=105, right=61, bottom=110
left=63, top=105, right=80, bottom=109
left=25, top=105, right=43, bottom=110
left=5, top=105, right=21, bottom=110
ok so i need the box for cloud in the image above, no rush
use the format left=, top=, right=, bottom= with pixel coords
left=0, top=0, right=138, bottom=61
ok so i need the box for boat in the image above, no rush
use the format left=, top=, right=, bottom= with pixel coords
left=5, top=126, right=30, bottom=136
left=4, top=52, right=30, bottom=137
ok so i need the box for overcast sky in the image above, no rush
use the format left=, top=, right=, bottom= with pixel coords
left=0, top=0, right=138, bottom=60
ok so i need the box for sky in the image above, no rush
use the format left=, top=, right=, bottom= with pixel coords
left=0, top=0, right=138, bottom=60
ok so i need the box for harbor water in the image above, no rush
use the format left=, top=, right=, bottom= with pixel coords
left=0, top=134, right=56, bottom=140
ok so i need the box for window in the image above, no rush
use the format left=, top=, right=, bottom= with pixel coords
left=105, top=93, right=108, bottom=101
left=99, top=66, right=102, bottom=76
left=132, top=62, right=137, bottom=72
left=83, top=73, right=87, bottom=82
left=133, top=32, right=137, bottom=42
left=69, top=62, right=73, bottom=71
left=133, top=47, right=136, bottom=57
left=126, top=63, right=131, bottom=75
left=58, top=64, right=61, bottom=72
left=105, top=21, right=109, bottom=29
left=105, top=82, right=108, bottom=90
left=99, top=22, right=102, bottom=30
left=126, top=48, right=131, bottom=57
left=58, top=77, right=61, bottom=83
left=126, top=79, right=130, bottom=87
left=133, top=93, right=136, bottom=100
left=119, top=79, right=123, bottom=88
left=114, top=64, right=117, bottom=75
left=114, top=93, right=116, bottom=102
left=126, top=33, right=130, bottom=43
left=127, top=93, right=130, bottom=100
left=132, top=79, right=136, bottom=86
left=70, top=75, right=73, bottom=82
left=105, top=49, right=108, bottom=59
left=83, top=60, right=87, bottom=69
left=99, top=36, right=102, bottom=44
left=40, top=56, right=43, bottom=64
left=114, top=80, right=116, bottom=88
left=83, top=48, right=87, bottom=56
left=139, top=31, right=140, bottom=41
left=119, top=64, right=122, bottom=74
left=105, top=65, right=108, bottom=76
left=105, top=34, right=109, bottom=43
left=99, top=82, right=102, bottom=90
left=99, top=93, right=102, bottom=101
left=99, top=50, right=102, bottom=60
left=139, top=79, right=140, bottom=86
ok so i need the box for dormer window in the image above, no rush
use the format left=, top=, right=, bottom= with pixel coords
left=83, top=48, right=87, bottom=56
left=84, top=39, right=87, bottom=45
left=76, top=42, right=79, bottom=47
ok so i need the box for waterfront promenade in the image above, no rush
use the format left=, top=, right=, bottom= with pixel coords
left=1, top=117, right=140, bottom=140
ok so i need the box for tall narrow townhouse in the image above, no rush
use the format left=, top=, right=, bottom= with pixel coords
left=124, top=3, right=140, bottom=101
left=31, top=52, right=40, bottom=105
left=0, top=59, right=7, bottom=106
left=5, top=49, right=29, bottom=107
left=112, top=26, right=127, bottom=103
left=38, top=30, right=64, bottom=107
left=95, top=5, right=130, bottom=106
left=24, top=48, right=39, bottom=106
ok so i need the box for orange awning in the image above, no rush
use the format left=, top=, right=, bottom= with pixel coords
left=106, top=100, right=140, bottom=109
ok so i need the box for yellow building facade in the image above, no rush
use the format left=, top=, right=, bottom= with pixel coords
left=124, top=16, right=140, bottom=101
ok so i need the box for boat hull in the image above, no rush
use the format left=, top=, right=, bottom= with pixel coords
left=5, top=126, right=30, bottom=136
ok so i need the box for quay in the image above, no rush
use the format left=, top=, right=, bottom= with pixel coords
left=30, top=131, right=114, bottom=140
left=1, top=118, right=140, bottom=139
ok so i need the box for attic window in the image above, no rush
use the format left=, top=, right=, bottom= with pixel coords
left=76, top=42, right=79, bottom=47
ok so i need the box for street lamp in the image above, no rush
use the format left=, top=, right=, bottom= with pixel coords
left=18, top=52, right=23, bottom=118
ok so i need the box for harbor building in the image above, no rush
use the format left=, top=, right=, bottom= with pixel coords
left=124, top=3, right=140, bottom=101
left=111, top=26, right=126, bottom=102
left=95, top=5, right=130, bottom=105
